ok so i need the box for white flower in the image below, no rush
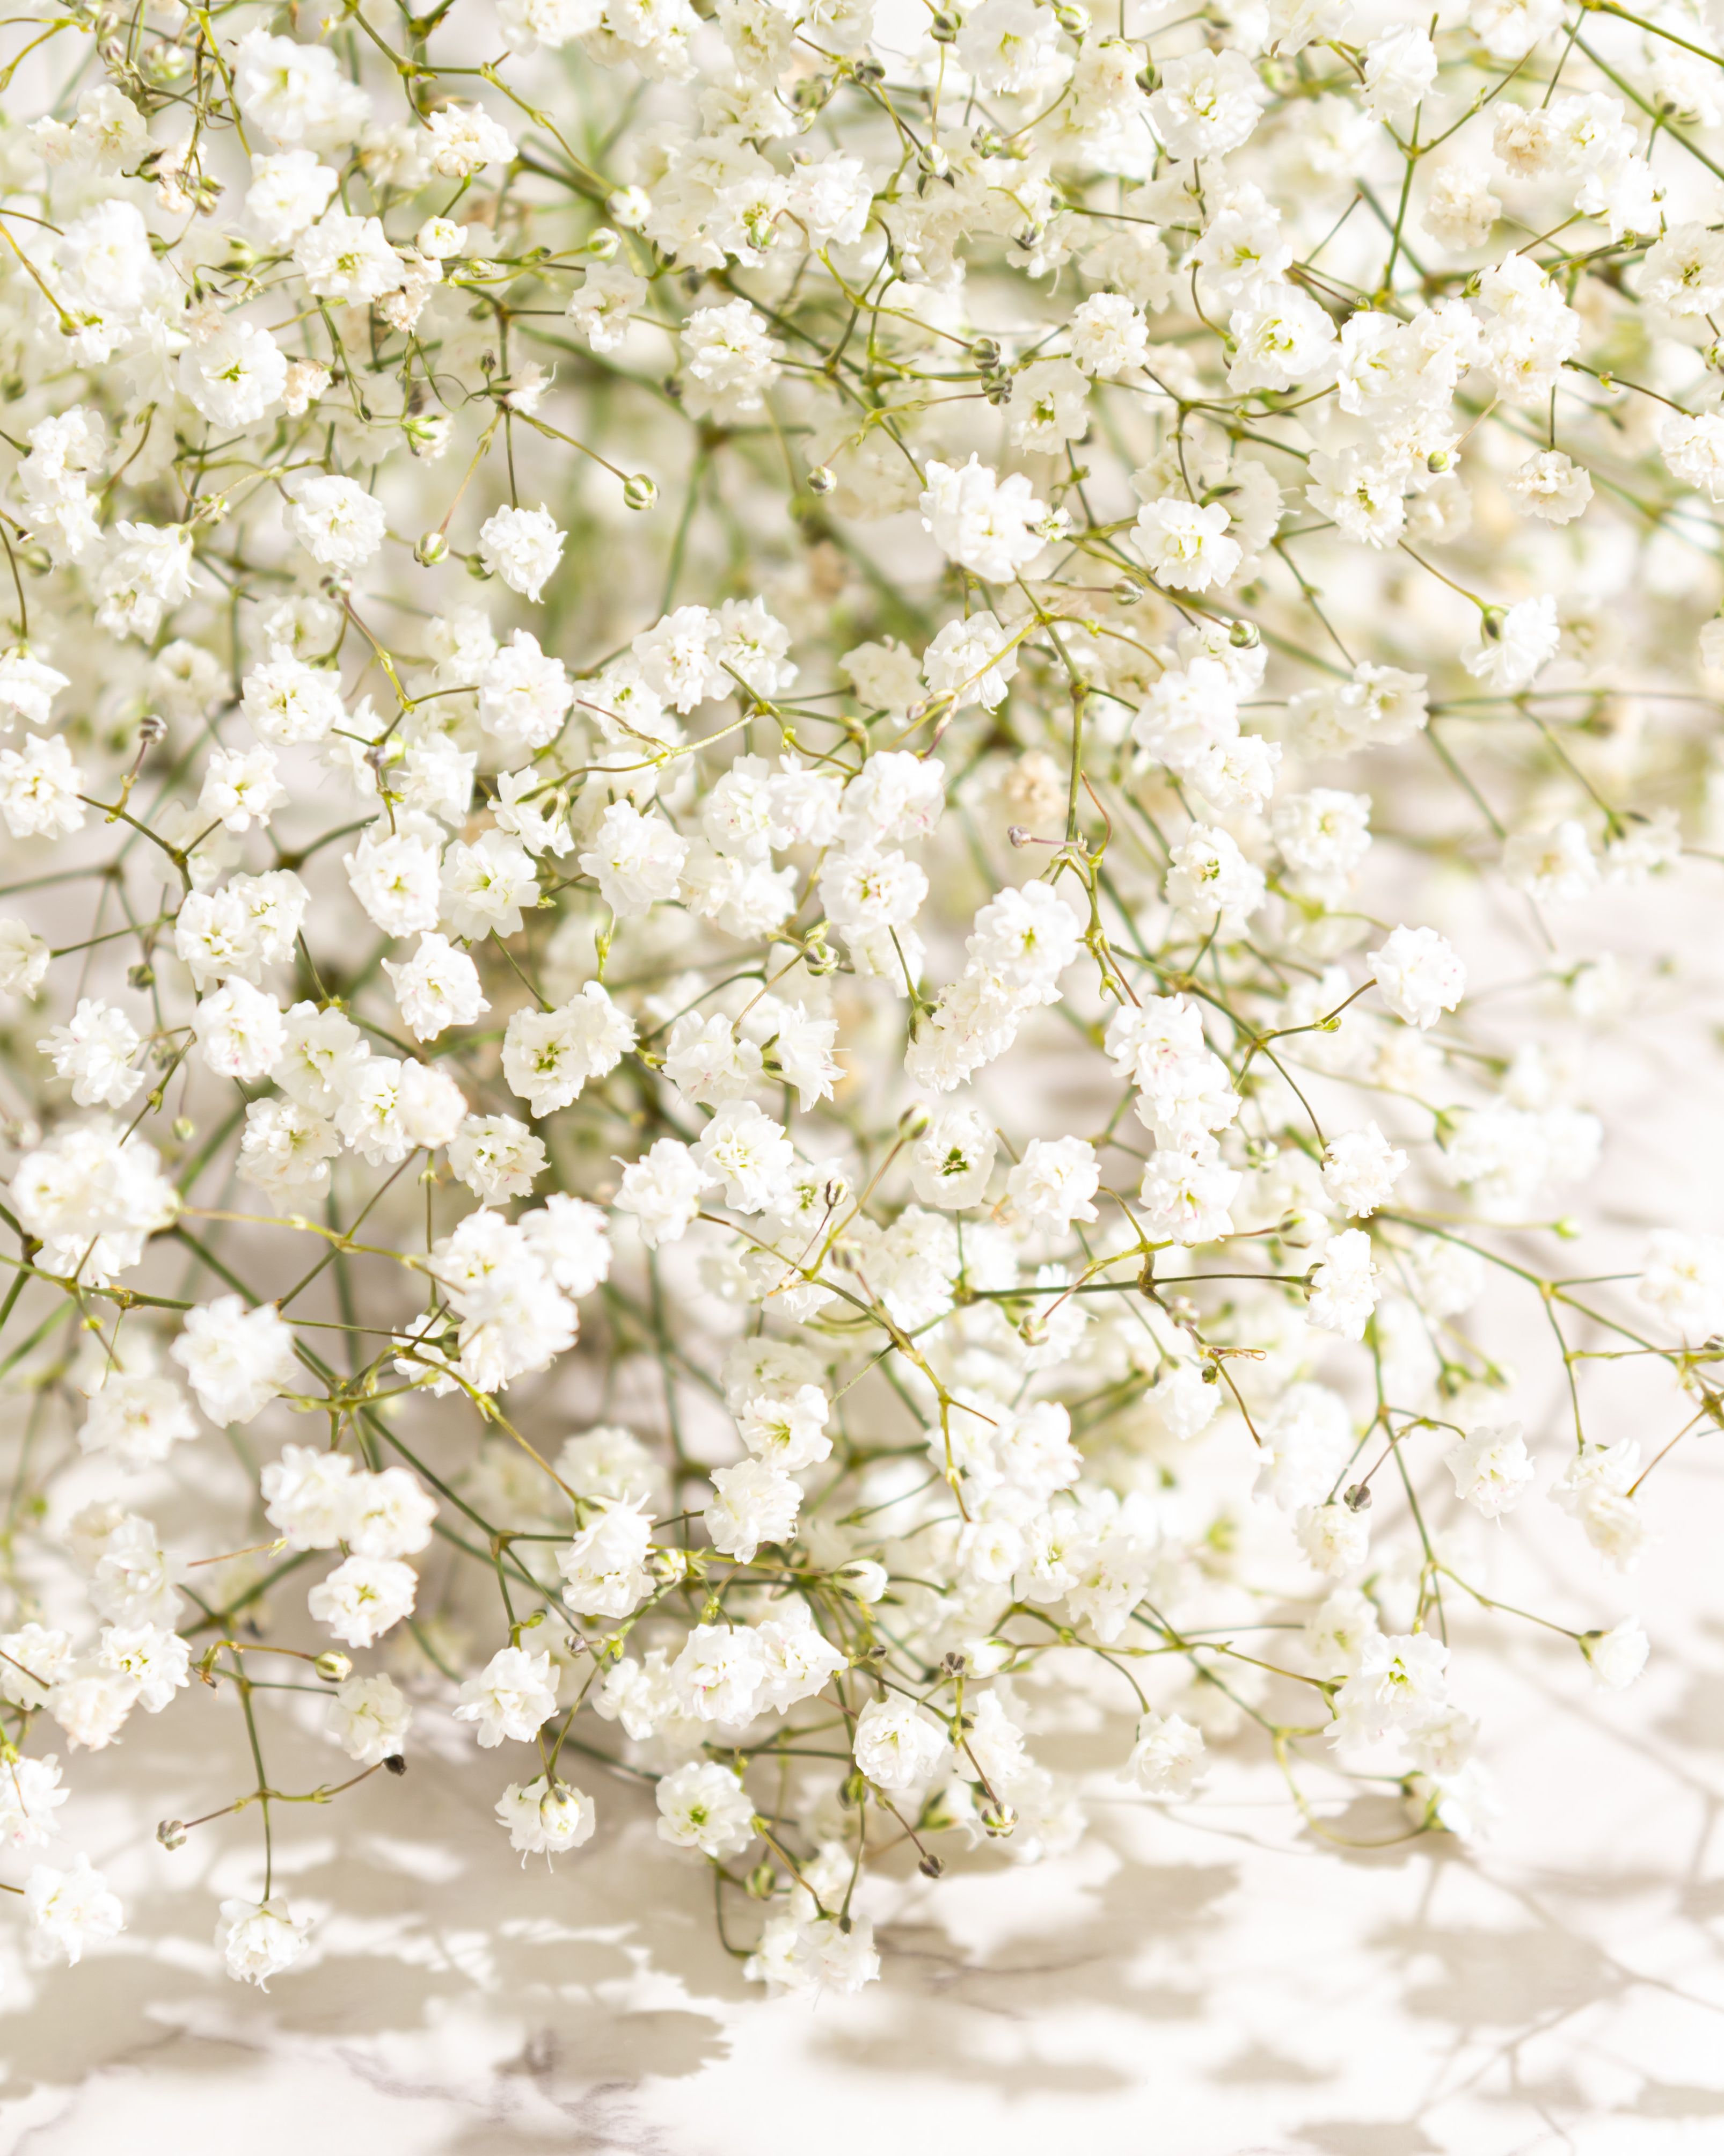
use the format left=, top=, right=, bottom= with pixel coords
left=383, top=933, right=488, bottom=1041
left=616, top=1138, right=710, bottom=1247
left=671, top=1622, right=767, bottom=1722
left=39, top=998, right=144, bottom=1109
left=478, top=630, right=573, bottom=751
left=656, top=1760, right=755, bottom=1856
left=559, top=1495, right=654, bottom=1615
left=1134, top=498, right=1242, bottom=593
left=287, top=474, right=386, bottom=571
left=497, top=1775, right=596, bottom=1855
left=0, top=1755, right=67, bottom=1847
left=295, top=210, right=404, bottom=302
left=423, top=103, right=516, bottom=177
left=853, top=1694, right=948, bottom=1791
left=1124, top=1710, right=1206, bottom=1798
left=0, top=735, right=85, bottom=840
left=216, top=1897, right=310, bottom=1989
left=1581, top=1618, right=1648, bottom=1691
left=1445, top=1422, right=1535, bottom=1518
left=454, top=1645, right=558, bottom=1745
left=703, top=1458, right=800, bottom=1561
left=1309, top=1227, right=1379, bottom=1340
left=180, top=321, right=287, bottom=427
left=1638, top=1230, right=1724, bottom=1341
left=1331, top=1630, right=1450, bottom=1746
left=478, top=504, right=564, bottom=600
left=246, top=148, right=339, bottom=244
left=1369, top=926, right=1465, bottom=1029
left=1508, top=449, right=1592, bottom=523
left=172, top=1296, right=299, bottom=1424
left=1463, top=595, right=1560, bottom=693
left=919, top=457, right=1050, bottom=582
left=1320, top=1124, right=1406, bottom=1219
left=681, top=301, right=780, bottom=420
left=308, top=1555, right=418, bottom=1647
left=26, top=1856, right=124, bottom=1966
left=0, top=916, right=50, bottom=998
left=579, top=800, right=688, bottom=915
left=327, top=1673, right=413, bottom=1764
left=502, top=982, right=634, bottom=1114
left=695, top=1101, right=795, bottom=1213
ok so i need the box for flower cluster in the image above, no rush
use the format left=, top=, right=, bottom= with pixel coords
left=0, top=0, right=1715, bottom=1995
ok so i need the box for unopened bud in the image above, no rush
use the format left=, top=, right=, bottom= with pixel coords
left=983, top=374, right=1014, bottom=405
left=1053, top=2, right=1088, bottom=33
left=313, top=1650, right=353, bottom=1682
left=1426, top=448, right=1452, bottom=474
left=969, top=336, right=1001, bottom=370
left=1480, top=605, right=1506, bottom=642
left=1114, top=577, right=1145, bottom=605
left=917, top=1852, right=946, bottom=1878
left=929, top=8, right=961, bottom=40
left=746, top=1860, right=776, bottom=1899
left=172, top=1116, right=195, bottom=1142
left=805, top=464, right=835, bottom=496
left=1343, top=1482, right=1372, bottom=1512
left=384, top=1752, right=407, bottom=1775
left=583, top=225, right=620, bottom=260
left=1135, top=63, right=1159, bottom=93
left=1228, top=617, right=1261, bottom=649
left=898, top=1102, right=932, bottom=1139
left=138, top=712, right=167, bottom=746
left=1007, top=824, right=1032, bottom=848
left=157, top=1819, right=187, bottom=1850
left=415, top=529, right=449, bottom=566
left=623, top=472, right=658, bottom=512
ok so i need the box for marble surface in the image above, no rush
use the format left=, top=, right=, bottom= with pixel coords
left=6, top=895, right=1724, bottom=2154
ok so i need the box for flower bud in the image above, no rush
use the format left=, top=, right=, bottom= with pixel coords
left=157, top=1819, right=187, bottom=1850
left=414, top=530, right=449, bottom=566
left=623, top=473, right=658, bottom=511
left=314, top=1651, right=353, bottom=1683
left=1343, top=1482, right=1372, bottom=1512
left=1228, top=617, right=1260, bottom=648
left=969, top=336, right=1001, bottom=370
left=930, top=9, right=961, bottom=40
left=1054, top=2, right=1088, bottom=33
left=805, top=464, right=836, bottom=496
left=1113, top=577, right=1145, bottom=604
left=1480, top=606, right=1506, bottom=642
left=583, top=225, right=620, bottom=260
left=897, top=1102, right=932, bottom=1140
left=837, top=1557, right=888, bottom=1603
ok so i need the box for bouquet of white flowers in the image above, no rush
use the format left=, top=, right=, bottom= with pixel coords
left=0, top=0, right=1715, bottom=1995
